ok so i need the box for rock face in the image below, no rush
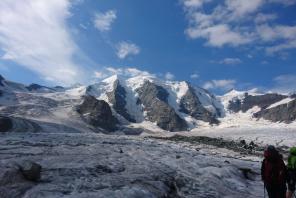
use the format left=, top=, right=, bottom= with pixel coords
left=136, top=81, right=188, bottom=132
left=20, top=161, right=42, bottom=182
left=77, top=95, right=118, bottom=132
left=254, top=99, right=296, bottom=123
left=0, top=166, right=34, bottom=198
left=53, top=86, right=65, bottom=92
left=0, top=116, right=13, bottom=132
left=107, top=80, right=136, bottom=122
left=228, top=93, right=287, bottom=113
left=26, top=83, right=53, bottom=92
left=179, top=85, right=219, bottom=124
left=0, top=75, right=5, bottom=86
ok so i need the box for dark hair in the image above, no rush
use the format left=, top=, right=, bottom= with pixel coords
left=267, top=145, right=276, bottom=152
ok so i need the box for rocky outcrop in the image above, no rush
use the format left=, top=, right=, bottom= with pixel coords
left=20, top=161, right=42, bottom=182
left=107, top=80, right=136, bottom=122
left=0, top=75, right=5, bottom=86
left=77, top=95, right=118, bottom=132
left=228, top=98, right=241, bottom=113
left=0, top=116, right=13, bottom=132
left=26, top=83, right=54, bottom=92
left=179, top=85, right=219, bottom=124
left=136, top=81, right=188, bottom=132
left=53, top=86, right=65, bottom=92
left=228, top=93, right=287, bottom=113
left=254, top=99, right=296, bottom=123
left=0, top=166, right=33, bottom=198
left=0, top=161, right=41, bottom=198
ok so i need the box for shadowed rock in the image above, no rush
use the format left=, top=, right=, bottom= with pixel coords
left=254, top=99, right=296, bottom=123
left=136, top=81, right=188, bottom=132
left=0, top=75, right=5, bottom=86
left=228, top=93, right=287, bottom=113
left=77, top=95, right=118, bottom=132
left=20, top=161, right=42, bottom=182
left=0, top=116, right=13, bottom=132
left=26, top=84, right=52, bottom=92
left=0, top=165, right=35, bottom=198
left=107, top=79, right=136, bottom=122
left=179, top=84, right=219, bottom=124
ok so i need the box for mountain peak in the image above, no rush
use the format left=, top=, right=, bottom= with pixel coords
left=0, top=74, right=5, bottom=81
left=102, top=74, right=120, bottom=84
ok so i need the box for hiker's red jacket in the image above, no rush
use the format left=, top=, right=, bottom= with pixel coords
left=261, top=150, right=287, bottom=185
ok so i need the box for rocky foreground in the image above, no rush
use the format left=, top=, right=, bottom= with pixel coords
left=0, top=132, right=264, bottom=198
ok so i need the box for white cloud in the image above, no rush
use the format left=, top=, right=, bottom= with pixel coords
left=104, top=67, right=154, bottom=78
left=0, top=0, right=84, bottom=85
left=190, top=73, right=199, bottom=79
left=93, top=71, right=107, bottom=79
left=269, top=0, right=296, bottom=5
left=255, top=13, right=277, bottom=23
left=225, top=0, right=264, bottom=17
left=164, top=72, right=175, bottom=80
left=247, top=54, right=253, bottom=58
left=94, top=10, right=117, bottom=32
left=184, top=2, right=254, bottom=47
left=219, top=58, right=242, bottom=65
left=182, top=0, right=212, bottom=9
left=256, top=24, right=296, bottom=54
left=186, top=24, right=251, bottom=47
left=79, top=23, right=88, bottom=30
left=266, top=40, right=296, bottom=54
left=203, top=79, right=236, bottom=91
left=271, top=74, right=296, bottom=93
left=257, top=24, right=296, bottom=42
left=182, top=0, right=296, bottom=54
left=116, top=41, right=140, bottom=59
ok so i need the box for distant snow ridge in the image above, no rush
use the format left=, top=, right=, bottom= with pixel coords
left=1, top=73, right=296, bottom=133
left=221, top=89, right=296, bottom=124
left=78, top=73, right=223, bottom=131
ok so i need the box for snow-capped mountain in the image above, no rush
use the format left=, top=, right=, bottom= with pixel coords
left=1, top=73, right=296, bottom=134
left=219, top=89, right=296, bottom=126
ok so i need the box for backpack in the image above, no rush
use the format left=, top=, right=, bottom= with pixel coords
left=262, top=149, right=287, bottom=185
left=288, top=147, right=296, bottom=170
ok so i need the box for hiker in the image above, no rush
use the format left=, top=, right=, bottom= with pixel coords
left=261, top=145, right=287, bottom=198
left=286, top=147, right=296, bottom=198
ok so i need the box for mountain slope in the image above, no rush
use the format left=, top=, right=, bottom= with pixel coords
left=220, top=89, right=296, bottom=126
left=0, top=74, right=296, bottom=133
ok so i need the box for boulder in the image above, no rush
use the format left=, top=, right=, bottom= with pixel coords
left=0, top=165, right=34, bottom=198
left=0, top=116, right=13, bottom=132
left=20, top=161, right=42, bottom=182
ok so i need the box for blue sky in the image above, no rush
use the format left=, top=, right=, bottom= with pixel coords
left=0, top=0, right=296, bottom=94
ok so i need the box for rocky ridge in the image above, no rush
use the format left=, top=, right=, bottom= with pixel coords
left=136, top=81, right=188, bottom=132
left=0, top=74, right=296, bottom=133
left=223, top=90, right=296, bottom=123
